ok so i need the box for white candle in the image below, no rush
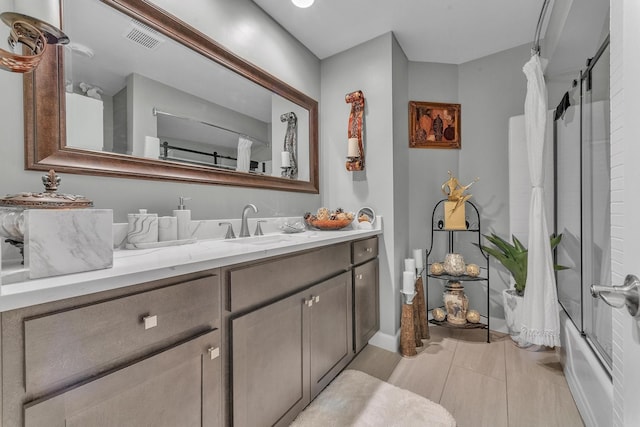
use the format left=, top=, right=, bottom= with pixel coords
left=402, top=271, right=416, bottom=294
left=404, top=258, right=416, bottom=273
left=413, top=248, right=423, bottom=270
left=347, top=137, right=359, bottom=157
left=281, top=151, right=291, bottom=167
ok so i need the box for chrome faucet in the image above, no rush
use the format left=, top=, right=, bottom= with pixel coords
left=239, top=204, right=258, bottom=237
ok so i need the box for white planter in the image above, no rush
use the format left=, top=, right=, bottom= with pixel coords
left=502, top=288, right=524, bottom=340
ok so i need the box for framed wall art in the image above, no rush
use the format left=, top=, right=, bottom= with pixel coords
left=409, top=101, right=461, bottom=149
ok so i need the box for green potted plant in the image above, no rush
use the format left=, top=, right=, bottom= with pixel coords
left=475, top=233, right=567, bottom=339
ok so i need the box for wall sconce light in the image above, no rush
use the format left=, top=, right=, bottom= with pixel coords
left=345, top=90, right=365, bottom=171
left=0, top=12, right=69, bottom=73
left=280, top=112, right=298, bottom=179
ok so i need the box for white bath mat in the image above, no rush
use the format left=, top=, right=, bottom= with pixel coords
left=289, top=369, right=456, bottom=427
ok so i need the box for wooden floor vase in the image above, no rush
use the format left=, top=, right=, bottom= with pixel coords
left=400, top=303, right=417, bottom=357
left=414, top=276, right=430, bottom=339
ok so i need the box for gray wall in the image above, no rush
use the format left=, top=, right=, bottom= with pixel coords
left=407, top=62, right=459, bottom=252
left=391, top=35, right=410, bottom=333
left=0, top=0, right=321, bottom=225
left=320, top=33, right=400, bottom=341
left=406, top=44, right=530, bottom=321
left=457, top=43, right=530, bottom=315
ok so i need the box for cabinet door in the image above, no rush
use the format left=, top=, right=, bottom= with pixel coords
left=354, top=258, right=379, bottom=353
left=232, top=289, right=310, bottom=427
left=309, top=271, right=353, bottom=398
left=24, top=329, right=221, bottom=427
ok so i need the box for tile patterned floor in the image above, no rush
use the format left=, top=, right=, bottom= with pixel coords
left=346, top=326, right=584, bottom=427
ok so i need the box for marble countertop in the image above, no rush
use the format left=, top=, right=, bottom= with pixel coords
left=0, top=224, right=382, bottom=313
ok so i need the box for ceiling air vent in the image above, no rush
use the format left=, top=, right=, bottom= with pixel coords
left=122, top=20, right=165, bottom=51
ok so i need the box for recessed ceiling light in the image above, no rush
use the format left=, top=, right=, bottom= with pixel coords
left=292, top=0, right=314, bottom=8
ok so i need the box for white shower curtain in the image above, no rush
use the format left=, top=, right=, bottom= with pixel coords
left=236, top=137, right=253, bottom=172
left=520, top=54, right=561, bottom=347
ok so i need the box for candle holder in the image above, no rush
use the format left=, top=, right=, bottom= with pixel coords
left=400, top=291, right=417, bottom=357
left=345, top=90, right=365, bottom=171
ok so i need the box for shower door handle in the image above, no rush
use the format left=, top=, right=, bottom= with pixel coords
left=590, top=274, right=640, bottom=318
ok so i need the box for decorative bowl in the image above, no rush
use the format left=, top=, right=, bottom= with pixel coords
left=305, top=217, right=353, bottom=230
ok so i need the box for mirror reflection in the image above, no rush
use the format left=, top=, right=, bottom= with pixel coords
left=61, top=0, right=310, bottom=181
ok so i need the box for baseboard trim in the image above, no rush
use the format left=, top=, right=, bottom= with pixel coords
left=367, top=329, right=399, bottom=353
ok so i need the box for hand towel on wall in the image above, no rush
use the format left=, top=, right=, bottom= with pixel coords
left=143, top=136, right=160, bottom=159
left=236, top=137, right=253, bottom=172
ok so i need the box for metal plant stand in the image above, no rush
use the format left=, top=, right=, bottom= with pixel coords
left=425, top=200, right=491, bottom=342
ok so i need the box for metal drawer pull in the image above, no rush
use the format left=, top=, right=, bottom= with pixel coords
left=314, top=295, right=320, bottom=303
left=357, top=274, right=363, bottom=280
left=208, top=347, right=220, bottom=360
left=366, top=247, right=373, bottom=253
left=142, top=315, right=158, bottom=330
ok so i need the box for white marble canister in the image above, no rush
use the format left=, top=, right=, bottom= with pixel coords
left=25, top=209, right=113, bottom=279
left=158, top=216, right=178, bottom=242
left=127, top=210, right=158, bottom=244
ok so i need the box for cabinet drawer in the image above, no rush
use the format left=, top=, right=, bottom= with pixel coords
left=25, top=329, right=221, bottom=427
left=227, top=242, right=350, bottom=312
left=23, top=275, right=219, bottom=393
left=352, top=236, right=378, bottom=265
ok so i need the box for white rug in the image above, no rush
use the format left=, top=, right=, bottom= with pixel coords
left=290, top=370, right=456, bottom=427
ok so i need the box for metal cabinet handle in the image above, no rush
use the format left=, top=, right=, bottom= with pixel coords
left=313, top=295, right=320, bottom=303
left=142, top=314, right=158, bottom=330
left=207, top=347, right=220, bottom=360
left=366, top=247, right=373, bottom=253
left=305, top=298, right=313, bottom=307
left=591, top=274, right=640, bottom=317
left=357, top=274, right=363, bottom=280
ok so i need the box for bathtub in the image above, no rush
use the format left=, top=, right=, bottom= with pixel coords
left=559, top=310, right=613, bottom=427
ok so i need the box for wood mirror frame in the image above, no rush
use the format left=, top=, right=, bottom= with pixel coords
left=24, top=0, right=319, bottom=193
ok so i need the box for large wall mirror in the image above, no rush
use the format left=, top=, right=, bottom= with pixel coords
left=25, top=0, right=319, bottom=193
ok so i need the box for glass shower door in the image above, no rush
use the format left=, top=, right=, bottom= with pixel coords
left=555, top=37, right=611, bottom=369
left=581, top=41, right=612, bottom=368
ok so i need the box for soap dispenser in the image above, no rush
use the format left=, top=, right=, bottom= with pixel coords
left=173, top=196, right=191, bottom=240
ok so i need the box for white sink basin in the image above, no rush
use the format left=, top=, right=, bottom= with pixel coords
left=224, top=233, right=317, bottom=246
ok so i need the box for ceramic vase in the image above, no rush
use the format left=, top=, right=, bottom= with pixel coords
left=443, top=280, right=468, bottom=325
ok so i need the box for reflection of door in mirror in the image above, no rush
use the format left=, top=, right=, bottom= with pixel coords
left=61, top=0, right=310, bottom=180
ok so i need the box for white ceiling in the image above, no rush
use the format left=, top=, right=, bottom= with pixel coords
left=252, top=0, right=548, bottom=64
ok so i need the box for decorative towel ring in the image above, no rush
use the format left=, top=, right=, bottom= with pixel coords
left=0, top=12, right=69, bottom=73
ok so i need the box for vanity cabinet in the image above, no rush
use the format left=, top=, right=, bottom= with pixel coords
left=353, top=258, right=379, bottom=353
left=1, top=271, right=221, bottom=427
left=223, top=238, right=378, bottom=427
left=352, top=237, right=379, bottom=353
left=232, top=272, right=352, bottom=427
left=24, top=329, right=220, bottom=427
left=0, top=234, right=380, bottom=427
